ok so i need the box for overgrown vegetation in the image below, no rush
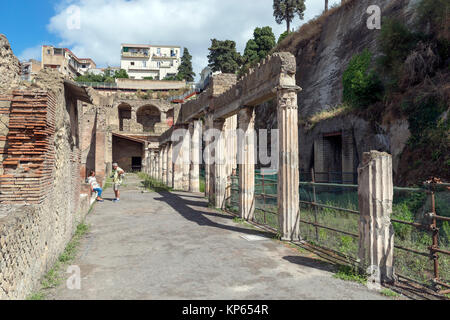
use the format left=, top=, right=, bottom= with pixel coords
left=342, top=49, right=383, bottom=108
left=333, top=265, right=367, bottom=285
left=75, top=68, right=129, bottom=83
left=137, top=172, right=172, bottom=192
left=27, top=223, right=90, bottom=300
left=306, top=104, right=353, bottom=129
left=380, top=288, right=400, bottom=297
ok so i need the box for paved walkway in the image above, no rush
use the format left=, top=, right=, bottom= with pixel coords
left=50, top=174, right=386, bottom=300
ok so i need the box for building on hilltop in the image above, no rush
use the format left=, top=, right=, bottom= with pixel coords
left=41, top=45, right=96, bottom=79
left=20, top=59, right=42, bottom=81
left=120, top=44, right=181, bottom=80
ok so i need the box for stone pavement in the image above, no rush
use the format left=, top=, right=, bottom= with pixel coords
left=49, top=174, right=387, bottom=300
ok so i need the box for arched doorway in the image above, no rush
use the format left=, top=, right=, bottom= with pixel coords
left=118, top=103, right=132, bottom=132
left=137, top=105, right=161, bottom=132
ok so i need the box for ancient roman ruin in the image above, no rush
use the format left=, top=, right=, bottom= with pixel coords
left=0, top=31, right=399, bottom=298
left=1, top=0, right=449, bottom=300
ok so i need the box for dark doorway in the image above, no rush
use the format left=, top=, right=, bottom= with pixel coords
left=323, top=133, right=342, bottom=183
left=132, top=157, right=142, bottom=172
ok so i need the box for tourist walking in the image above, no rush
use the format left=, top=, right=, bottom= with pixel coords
left=111, top=163, right=125, bottom=202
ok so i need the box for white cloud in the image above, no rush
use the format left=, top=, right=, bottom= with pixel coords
left=24, top=0, right=341, bottom=78
left=18, top=45, right=42, bottom=62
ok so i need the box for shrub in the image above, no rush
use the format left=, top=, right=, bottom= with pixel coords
left=342, top=49, right=384, bottom=108
left=392, top=203, right=414, bottom=240
left=401, top=94, right=447, bottom=145
left=378, top=18, right=419, bottom=71
left=417, top=0, right=450, bottom=39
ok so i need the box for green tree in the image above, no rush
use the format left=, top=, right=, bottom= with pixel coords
left=114, top=69, right=129, bottom=79
left=241, top=27, right=276, bottom=76
left=342, top=49, right=384, bottom=108
left=253, top=26, right=276, bottom=60
left=273, top=0, right=306, bottom=33
left=243, top=39, right=259, bottom=66
left=243, top=27, right=276, bottom=64
left=177, top=48, right=196, bottom=82
left=207, top=39, right=242, bottom=73
left=277, top=31, right=289, bottom=44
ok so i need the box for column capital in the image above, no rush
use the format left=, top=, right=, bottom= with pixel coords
left=276, top=84, right=302, bottom=93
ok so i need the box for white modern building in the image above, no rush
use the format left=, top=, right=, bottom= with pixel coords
left=120, top=44, right=181, bottom=80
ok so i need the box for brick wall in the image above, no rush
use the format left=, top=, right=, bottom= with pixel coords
left=0, top=87, right=90, bottom=299
left=0, top=91, right=56, bottom=204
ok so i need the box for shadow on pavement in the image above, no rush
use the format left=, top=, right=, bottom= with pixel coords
left=282, top=255, right=337, bottom=273
left=154, top=191, right=274, bottom=238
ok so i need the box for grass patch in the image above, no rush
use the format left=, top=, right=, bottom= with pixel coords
left=26, top=292, right=46, bottom=300
left=138, top=172, right=172, bottom=192
left=199, top=176, right=206, bottom=193
left=333, top=265, right=367, bottom=285
left=307, top=104, right=353, bottom=127
left=380, top=288, right=400, bottom=297
left=26, top=222, right=90, bottom=300
left=232, top=217, right=245, bottom=224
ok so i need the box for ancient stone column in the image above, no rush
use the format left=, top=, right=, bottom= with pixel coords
left=225, top=115, right=237, bottom=206
left=150, top=150, right=155, bottom=178
left=189, top=120, right=202, bottom=193
left=158, top=151, right=163, bottom=181
left=213, top=119, right=227, bottom=209
left=358, top=151, right=395, bottom=287
left=277, top=87, right=300, bottom=241
left=238, top=107, right=255, bottom=220
left=167, top=143, right=173, bottom=188
left=162, top=145, right=167, bottom=184
left=172, top=128, right=185, bottom=190
left=182, top=127, right=191, bottom=191
left=204, top=114, right=213, bottom=199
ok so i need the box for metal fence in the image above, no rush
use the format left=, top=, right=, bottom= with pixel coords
left=224, top=170, right=450, bottom=294
left=254, top=170, right=278, bottom=230
left=391, top=183, right=449, bottom=294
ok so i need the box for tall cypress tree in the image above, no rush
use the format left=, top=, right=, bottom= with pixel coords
left=207, top=39, right=243, bottom=73
left=242, top=26, right=276, bottom=73
left=177, top=48, right=195, bottom=82
left=273, top=0, right=306, bottom=33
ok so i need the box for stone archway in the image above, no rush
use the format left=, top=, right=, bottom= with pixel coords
left=118, top=103, right=132, bottom=132
left=137, top=105, right=161, bottom=132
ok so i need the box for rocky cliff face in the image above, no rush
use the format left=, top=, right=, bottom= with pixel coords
left=255, top=0, right=427, bottom=183
left=0, top=34, right=20, bottom=90
left=280, top=0, right=419, bottom=118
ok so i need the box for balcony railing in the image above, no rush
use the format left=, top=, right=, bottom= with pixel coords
left=122, top=52, right=149, bottom=58
left=152, top=54, right=178, bottom=59
left=77, top=82, right=118, bottom=89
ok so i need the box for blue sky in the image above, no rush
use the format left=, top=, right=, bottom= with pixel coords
left=2, top=0, right=340, bottom=77
left=2, top=1, right=60, bottom=59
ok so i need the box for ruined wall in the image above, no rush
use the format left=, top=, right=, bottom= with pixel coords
left=0, top=35, right=20, bottom=90
left=0, top=36, right=91, bottom=298
left=79, top=102, right=97, bottom=180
